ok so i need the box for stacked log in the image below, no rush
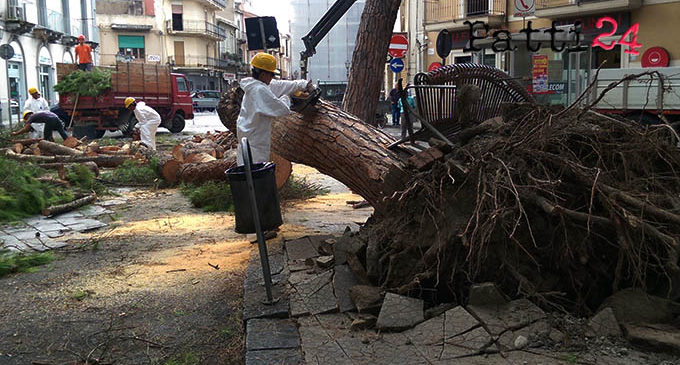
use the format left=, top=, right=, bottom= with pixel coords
left=5, top=138, right=143, bottom=167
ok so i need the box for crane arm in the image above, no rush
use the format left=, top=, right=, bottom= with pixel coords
left=300, top=0, right=358, bottom=79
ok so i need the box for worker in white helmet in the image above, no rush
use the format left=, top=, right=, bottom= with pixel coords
left=124, top=97, right=161, bottom=150
left=236, top=52, right=313, bottom=164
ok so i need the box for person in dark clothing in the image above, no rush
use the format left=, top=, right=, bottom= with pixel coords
left=389, top=87, right=400, bottom=126
left=12, top=110, right=69, bottom=141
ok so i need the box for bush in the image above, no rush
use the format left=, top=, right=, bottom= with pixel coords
left=279, top=175, right=330, bottom=201
left=0, top=156, right=74, bottom=221
left=180, top=181, right=234, bottom=212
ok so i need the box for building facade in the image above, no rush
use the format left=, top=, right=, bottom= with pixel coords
left=1, top=0, right=98, bottom=126
left=289, top=0, right=366, bottom=82
left=97, top=0, right=241, bottom=93
left=237, top=4, right=293, bottom=79
left=420, top=0, right=680, bottom=105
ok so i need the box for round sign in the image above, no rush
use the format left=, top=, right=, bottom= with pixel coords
left=388, top=34, right=408, bottom=58
left=641, top=47, right=670, bottom=68
left=0, top=44, right=15, bottom=60
left=428, top=62, right=443, bottom=72
left=436, top=29, right=452, bottom=60
left=389, top=58, right=404, bottom=73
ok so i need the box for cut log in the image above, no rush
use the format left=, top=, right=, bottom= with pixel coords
left=184, top=152, right=217, bottom=164
left=11, top=138, right=42, bottom=146
left=38, top=140, right=83, bottom=156
left=1, top=148, right=131, bottom=167
left=12, top=143, right=24, bottom=154
left=172, top=141, right=218, bottom=162
left=271, top=153, right=292, bottom=189
left=39, top=161, right=100, bottom=178
left=177, top=150, right=238, bottom=184
left=63, top=136, right=81, bottom=149
left=37, top=176, right=70, bottom=187
left=42, top=194, right=96, bottom=216
left=161, top=159, right=183, bottom=182
left=218, top=95, right=408, bottom=208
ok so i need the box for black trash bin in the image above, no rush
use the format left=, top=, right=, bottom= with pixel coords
left=226, top=162, right=283, bottom=234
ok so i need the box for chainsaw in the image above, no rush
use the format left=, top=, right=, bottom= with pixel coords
left=290, top=88, right=322, bottom=113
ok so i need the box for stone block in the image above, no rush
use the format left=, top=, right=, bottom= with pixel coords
left=285, top=237, right=319, bottom=262
left=624, top=323, right=680, bottom=354
left=245, top=349, right=302, bottom=365
left=97, top=198, right=128, bottom=207
left=78, top=205, right=113, bottom=217
left=376, top=293, right=424, bottom=331
left=66, top=219, right=107, bottom=232
left=315, top=255, right=334, bottom=268
left=441, top=326, right=492, bottom=359
left=589, top=307, right=622, bottom=337
left=333, top=265, right=359, bottom=312
left=291, top=270, right=337, bottom=315
left=600, top=288, right=680, bottom=325
left=444, top=306, right=480, bottom=339
left=468, top=282, right=508, bottom=306
left=349, top=285, right=383, bottom=313
left=467, top=299, right=546, bottom=336
left=246, top=318, right=300, bottom=351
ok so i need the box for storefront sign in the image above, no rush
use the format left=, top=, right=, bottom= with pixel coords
left=224, top=72, right=236, bottom=81
left=147, top=54, right=161, bottom=62
left=641, top=47, right=670, bottom=68
left=548, top=82, right=566, bottom=94
left=462, top=13, right=641, bottom=54
left=532, top=55, right=548, bottom=94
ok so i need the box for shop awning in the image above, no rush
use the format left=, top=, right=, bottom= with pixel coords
left=118, top=35, right=145, bottom=49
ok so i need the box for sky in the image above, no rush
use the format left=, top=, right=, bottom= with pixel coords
left=248, top=0, right=292, bottom=33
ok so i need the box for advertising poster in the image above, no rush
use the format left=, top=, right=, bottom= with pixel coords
left=532, top=55, right=549, bottom=94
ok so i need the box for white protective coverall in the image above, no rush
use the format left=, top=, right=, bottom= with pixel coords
left=236, top=78, right=308, bottom=164
left=24, top=96, right=49, bottom=138
left=133, top=101, right=162, bottom=150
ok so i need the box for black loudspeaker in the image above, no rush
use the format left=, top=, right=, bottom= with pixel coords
left=245, top=17, right=280, bottom=51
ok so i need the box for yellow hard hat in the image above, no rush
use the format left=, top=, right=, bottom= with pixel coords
left=250, top=52, right=277, bottom=73
left=124, top=97, right=136, bottom=108
left=23, top=110, right=34, bottom=120
left=28, top=87, right=39, bottom=94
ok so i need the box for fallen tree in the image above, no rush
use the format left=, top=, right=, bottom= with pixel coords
left=1, top=149, right=132, bottom=167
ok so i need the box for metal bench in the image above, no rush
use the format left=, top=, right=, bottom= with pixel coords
left=391, top=63, right=535, bottom=149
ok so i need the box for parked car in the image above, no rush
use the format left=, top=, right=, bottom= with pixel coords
left=192, top=90, right=222, bottom=112
left=10, top=98, right=20, bottom=115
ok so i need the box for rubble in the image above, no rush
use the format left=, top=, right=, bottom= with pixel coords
left=376, top=293, right=424, bottom=331
left=589, top=307, right=623, bottom=337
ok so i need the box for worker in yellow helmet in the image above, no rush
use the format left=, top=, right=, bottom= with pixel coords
left=12, top=109, right=68, bottom=141
left=125, top=97, right=161, bottom=150
left=24, top=87, right=49, bottom=138
left=236, top=52, right=314, bottom=164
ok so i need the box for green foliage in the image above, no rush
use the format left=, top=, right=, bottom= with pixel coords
left=53, top=68, right=112, bottom=97
left=101, top=159, right=161, bottom=185
left=0, top=250, right=54, bottom=277
left=0, top=156, right=74, bottom=222
left=279, top=175, right=330, bottom=201
left=180, top=181, right=234, bottom=212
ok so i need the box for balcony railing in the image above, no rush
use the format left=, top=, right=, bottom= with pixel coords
left=173, top=55, right=238, bottom=70
left=198, top=0, right=226, bottom=9
left=167, top=20, right=226, bottom=40
left=426, top=0, right=506, bottom=24
left=537, top=0, right=576, bottom=8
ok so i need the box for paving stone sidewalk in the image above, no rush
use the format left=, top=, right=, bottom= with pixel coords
left=243, top=234, right=680, bottom=365
left=0, top=198, right=127, bottom=253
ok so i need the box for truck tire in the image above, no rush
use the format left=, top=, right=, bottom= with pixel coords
left=168, top=114, right=185, bottom=133
left=95, top=129, right=107, bottom=139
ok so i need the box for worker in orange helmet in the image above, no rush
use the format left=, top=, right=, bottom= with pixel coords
left=75, top=34, right=93, bottom=71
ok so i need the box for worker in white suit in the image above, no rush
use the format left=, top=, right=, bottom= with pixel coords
left=236, top=52, right=313, bottom=164
left=124, top=97, right=162, bottom=150
left=24, top=87, right=49, bottom=138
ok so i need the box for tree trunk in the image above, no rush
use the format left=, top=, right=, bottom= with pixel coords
left=177, top=158, right=238, bottom=185
left=218, top=93, right=408, bottom=208
left=341, top=0, right=402, bottom=124
left=184, top=152, right=217, bottom=164
left=38, top=140, right=83, bottom=156
left=42, top=194, right=96, bottom=216
left=172, top=141, right=221, bottom=162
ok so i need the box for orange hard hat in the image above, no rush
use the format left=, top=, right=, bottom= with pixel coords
left=78, top=34, right=86, bottom=41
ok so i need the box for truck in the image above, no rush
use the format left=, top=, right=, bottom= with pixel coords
left=56, top=62, right=194, bottom=139
left=591, top=67, right=680, bottom=126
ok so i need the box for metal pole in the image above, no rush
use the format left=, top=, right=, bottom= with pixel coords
left=258, top=18, right=268, bottom=53
left=240, top=137, right=277, bottom=305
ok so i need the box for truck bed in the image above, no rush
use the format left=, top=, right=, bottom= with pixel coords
left=592, top=67, right=680, bottom=113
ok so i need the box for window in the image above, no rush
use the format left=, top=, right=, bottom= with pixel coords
left=177, top=78, right=188, bottom=92
left=127, top=0, right=143, bottom=15
left=172, top=5, right=183, bottom=31
left=118, top=35, right=145, bottom=60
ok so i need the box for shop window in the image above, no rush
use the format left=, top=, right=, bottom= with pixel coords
left=592, top=45, right=621, bottom=69
left=455, top=56, right=472, bottom=64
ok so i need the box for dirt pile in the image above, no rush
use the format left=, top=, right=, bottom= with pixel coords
left=358, top=104, right=680, bottom=314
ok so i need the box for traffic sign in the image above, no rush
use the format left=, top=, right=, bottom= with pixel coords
left=388, top=34, right=408, bottom=58
left=513, top=0, right=535, bottom=17
left=428, top=62, right=443, bottom=72
left=389, top=58, right=404, bottom=73
left=436, top=30, right=452, bottom=60
left=0, top=44, right=14, bottom=60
